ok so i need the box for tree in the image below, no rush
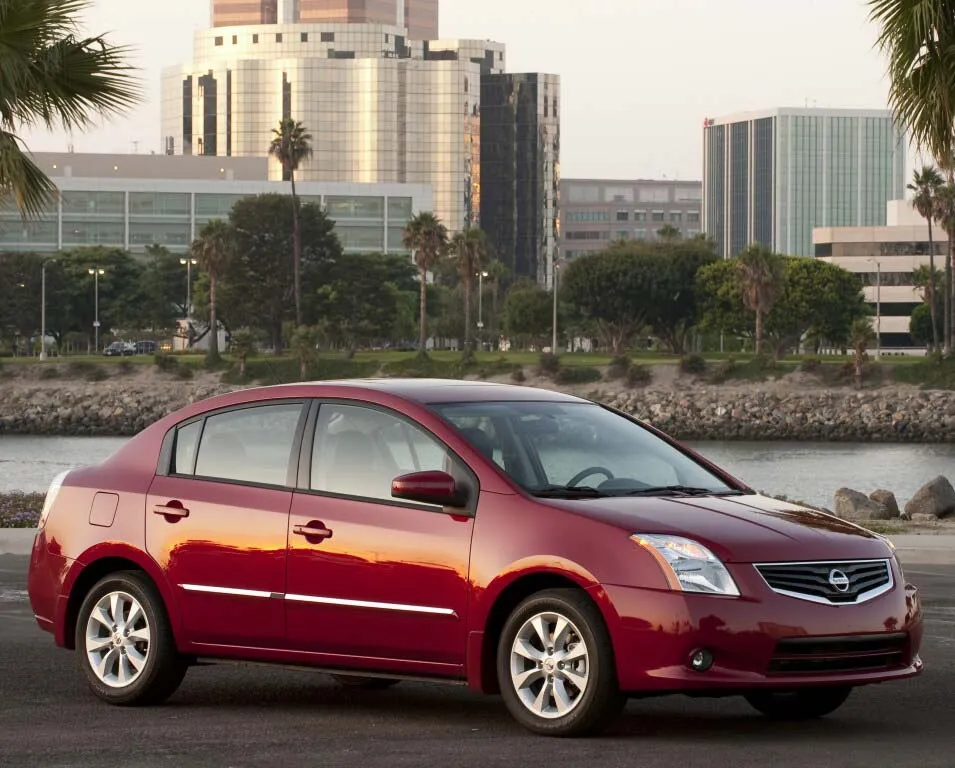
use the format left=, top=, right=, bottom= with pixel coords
left=229, top=329, right=258, bottom=377
left=912, top=264, right=944, bottom=349
left=287, top=324, right=320, bottom=380
left=910, top=303, right=936, bottom=348
left=502, top=282, right=552, bottom=349
left=850, top=317, right=877, bottom=389
left=137, top=245, right=186, bottom=332
left=402, top=212, right=449, bottom=355
left=191, top=219, right=233, bottom=362
left=735, top=245, right=786, bottom=355
left=269, top=118, right=313, bottom=327
left=560, top=247, right=659, bottom=354
left=649, top=239, right=718, bottom=353
left=657, top=224, right=681, bottom=241
left=909, top=165, right=944, bottom=349
left=56, top=247, right=145, bottom=339
left=934, top=182, right=955, bottom=353
left=450, top=227, right=488, bottom=350
left=0, top=0, right=141, bottom=218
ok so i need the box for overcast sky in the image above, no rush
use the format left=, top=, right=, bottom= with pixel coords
left=19, top=0, right=915, bottom=181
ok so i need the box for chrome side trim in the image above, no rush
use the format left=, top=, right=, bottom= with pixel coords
left=180, top=584, right=274, bottom=599
left=751, top=559, right=894, bottom=606
left=285, top=593, right=456, bottom=617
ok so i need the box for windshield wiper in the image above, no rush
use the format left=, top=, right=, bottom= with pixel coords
left=530, top=485, right=612, bottom=499
left=623, top=486, right=744, bottom=497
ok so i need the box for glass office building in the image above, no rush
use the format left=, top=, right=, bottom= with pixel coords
left=702, top=108, right=906, bottom=258
left=480, top=73, right=561, bottom=288
left=0, top=154, right=432, bottom=256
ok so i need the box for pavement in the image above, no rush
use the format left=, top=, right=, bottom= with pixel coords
left=0, top=555, right=953, bottom=768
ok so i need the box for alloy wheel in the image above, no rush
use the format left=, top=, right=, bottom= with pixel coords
left=85, top=590, right=151, bottom=688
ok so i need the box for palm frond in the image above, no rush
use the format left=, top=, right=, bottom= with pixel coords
left=0, top=128, right=58, bottom=219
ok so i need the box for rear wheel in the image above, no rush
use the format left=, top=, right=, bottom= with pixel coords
left=744, top=687, right=852, bottom=720
left=497, top=588, right=625, bottom=737
left=75, top=571, right=187, bottom=706
left=331, top=675, right=400, bottom=690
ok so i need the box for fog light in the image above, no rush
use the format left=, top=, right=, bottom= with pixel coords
left=688, top=649, right=714, bottom=672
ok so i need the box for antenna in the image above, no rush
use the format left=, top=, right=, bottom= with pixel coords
left=132, top=141, right=140, bottom=154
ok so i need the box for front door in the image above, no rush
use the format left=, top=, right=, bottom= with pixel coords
left=286, top=402, right=475, bottom=674
left=147, top=400, right=307, bottom=648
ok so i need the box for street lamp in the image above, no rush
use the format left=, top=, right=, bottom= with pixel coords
left=39, top=259, right=57, bottom=360
left=88, top=267, right=104, bottom=353
left=180, top=257, right=198, bottom=317
left=868, top=258, right=881, bottom=360
left=476, top=270, right=489, bottom=332
left=551, top=261, right=561, bottom=354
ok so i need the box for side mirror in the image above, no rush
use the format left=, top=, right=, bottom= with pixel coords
left=391, top=470, right=468, bottom=509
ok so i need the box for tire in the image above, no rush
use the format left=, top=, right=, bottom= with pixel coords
left=744, top=686, right=852, bottom=720
left=331, top=674, right=401, bottom=690
left=74, top=571, right=188, bottom=706
left=496, top=588, right=625, bottom=737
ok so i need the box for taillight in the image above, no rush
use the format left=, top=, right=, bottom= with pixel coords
left=37, top=470, right=70, bottom=530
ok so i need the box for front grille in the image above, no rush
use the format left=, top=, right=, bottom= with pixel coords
left=754, top=560, right=892, bottom=605
left=768, top=633, right=908, bottom=675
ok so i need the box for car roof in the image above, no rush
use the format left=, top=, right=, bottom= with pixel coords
left=251, top=378, right=590, bottom=405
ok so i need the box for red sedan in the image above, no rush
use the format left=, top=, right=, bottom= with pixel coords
left=27, top=380, right=923, bottom=736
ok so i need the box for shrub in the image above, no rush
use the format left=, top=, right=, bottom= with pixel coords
left=799, top=356, right=822, bottom=373
left=67, top=361, right=95, bottom=377
left=154, top=353, right=178, bottom=373
left=554, top=366, right=603, bottom=385
left=175, top=365, right=194, bottom=380
left=86, top=366, right=109, bottom=382
left=626, top=364, right=652, bottom=388
left=680, top=354, right=707, bottom=375
left=0, top=492, right=44, bottom=528
left=606, top=354, right=631, bottom=380
left=511, top=367, right=526, bottom=383
left=39, top=366, right=60, bottom=380
left=709, top=357, right=737, bottom=384
left=117, top=360, right=134, bottom=375
left=538, top=352, right=560, bottom=376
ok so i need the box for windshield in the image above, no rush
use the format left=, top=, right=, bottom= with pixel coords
left=432, top=401, right=737, bottom=498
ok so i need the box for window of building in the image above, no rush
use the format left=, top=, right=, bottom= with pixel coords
left=566, top=231, right=604, bottom=240
left=815, top=244, right=833, bottom=257
left=232, top=35, right=238, bottom=44
left=616, top=230, right=629, bottom=240
left=669, top=212, right=682, bottom=222
left=301, top=32, right=309, bottom=42
left=634, top=211, right=646, bottom=222
left=688, top=211, right=700, bottom=224
left=311, top=404, right=453, bottom=502
left=634, top=229, right=647, bottom=240
left=321, top=32, right=334, bottom=42
left=192, top=404, right=304, bottom=486
left=214, top=36, right=223, bottom=46
left=276, top=33, right=283, bottom=42
left=651, top=211, right=665, bottom=222
left=253, top=34, right=259, bottom=43
left=616, top=210, right=629, bottom=222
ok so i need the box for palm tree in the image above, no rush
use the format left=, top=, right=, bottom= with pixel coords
left=909, top=165, right=944, bottom=349
left=191, top=219, right=233, bottom=362
left=268, top=118, right=313, bottom=327
left=451, top=227, right=488, bottom=350
left=912, top=264, right=944, bottom=350
left=402, top=212, right=449, bottom=355
left=850, top=317, right=877, bottom=390
left=934, top=182, right=955, bottom=352
left=735, top=244, right=786, bottom=356
left=0, top=0, right=141, bottom=218
left=657, top=224, right=681, bottom=241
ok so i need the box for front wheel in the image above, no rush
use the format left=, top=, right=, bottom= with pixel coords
left=497, top=588, right=625, bottom=737
left=75, top=571, right=188, bottom=706
left=744, top=686, right=852, bottom=720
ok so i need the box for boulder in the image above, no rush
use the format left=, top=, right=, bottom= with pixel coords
left=910, top=513, right=939, bottom=523
left=869, top=489, right=901, bottom=518
left=903, top=476, right=955, bottom=520
left=833, top=488, right=892, bottom=521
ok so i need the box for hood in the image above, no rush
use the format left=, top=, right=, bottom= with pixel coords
left=545, top=493, right=892, bottom=564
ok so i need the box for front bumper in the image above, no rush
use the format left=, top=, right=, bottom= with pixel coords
left=598, top=564, right=923, bottom=693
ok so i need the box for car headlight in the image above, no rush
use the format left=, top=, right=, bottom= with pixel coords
left=880, top=535, right=906, bottom=581
left=631, top=534, right=740, bottom=596
left=38, top=470, right=70, bottom=530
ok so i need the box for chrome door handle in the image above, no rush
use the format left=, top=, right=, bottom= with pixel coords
left=153, top=504, right=189, bottom=518
left=293, top=524, right=332, bottom=539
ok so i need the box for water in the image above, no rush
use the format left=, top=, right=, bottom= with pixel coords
left=2, top=435, right=955, bottom=510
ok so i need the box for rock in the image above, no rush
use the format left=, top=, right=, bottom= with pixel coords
left=910, top=513, right=939, bottom=523
left=833, top=488, right=893, bottom=521
left=903, top=476, right=955, bottom=520
left=869, top=489, right=901, bottom=518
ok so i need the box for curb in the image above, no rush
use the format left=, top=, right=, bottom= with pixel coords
left=2, top=529, right=955, bottom=564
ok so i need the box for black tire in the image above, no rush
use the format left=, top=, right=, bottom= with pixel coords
left=74, top=571, right=187, bottom=706
left=744, top=686, right=852, bottom=720
left=496, top=588, right=625, bottom=737
left=331, top=674, right=401, bottom=690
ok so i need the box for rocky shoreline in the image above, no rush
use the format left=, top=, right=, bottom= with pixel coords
left=2, top=370, right=955, bottom=441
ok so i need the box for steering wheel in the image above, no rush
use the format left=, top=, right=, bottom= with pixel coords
left=567, top=466, right=615, bottom=487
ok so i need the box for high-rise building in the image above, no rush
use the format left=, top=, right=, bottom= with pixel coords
left=213, top=0, right=438, bottom=39
left=559, top=179, right=703, bottom=261
left=702, top=108, right=906, bottom=258
left=480, top=74, right=560, bottom=288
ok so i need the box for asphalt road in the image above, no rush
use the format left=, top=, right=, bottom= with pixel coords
left=1, top=556, right=952, bottom=768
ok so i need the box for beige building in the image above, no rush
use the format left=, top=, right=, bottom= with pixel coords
left=814, top=200, right=941, bottom=352
left=161, top=23, right=504, bottom=233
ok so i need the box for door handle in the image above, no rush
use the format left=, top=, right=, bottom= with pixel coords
left=153, top=503, right=190, bottom=519
left=293, top=523, right=333, bottom=540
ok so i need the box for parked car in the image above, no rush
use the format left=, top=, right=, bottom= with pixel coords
left=27, top=381, right=922, bottom=736
left=103, top=341, right=134, bottom=357
left=134, top=340, right=158, bottom=355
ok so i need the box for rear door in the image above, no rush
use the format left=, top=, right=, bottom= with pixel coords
left=147, top=400, right=308, bottom=649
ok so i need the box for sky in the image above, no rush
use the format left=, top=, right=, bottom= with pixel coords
left=19, top=0, right=919, bottom=181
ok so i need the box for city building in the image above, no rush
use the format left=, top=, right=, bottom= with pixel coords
left=559, top=178, right=703, bottom=261
left=813, top=199, right=940, bottom=352
left=480, top=74, right=560, bottom=288
left=703, top=108, right=906, bottom=259
left=0, top=152, right=432, bottom=256
left=212, top=0, right=439, bottom=39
